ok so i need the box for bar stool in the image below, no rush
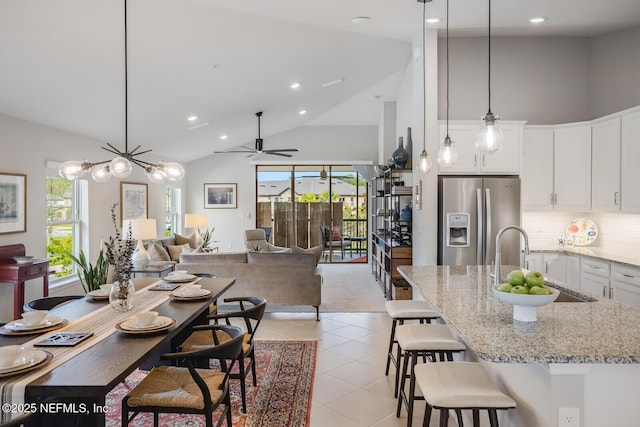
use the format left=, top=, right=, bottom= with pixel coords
left=395, top=324, right=466, bottom=427
left=414, top=361, right=517, bottom=427
left=385, top=300, right=440, bottom=397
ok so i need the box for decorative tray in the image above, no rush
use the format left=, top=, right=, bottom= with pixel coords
left=34, top=332, right=94, bottom=347
left=565, top=218, right=598, bottom=246
left=149, top=282, right=181, bottom=291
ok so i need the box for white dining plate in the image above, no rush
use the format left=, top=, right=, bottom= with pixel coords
left=5, top=316, right=64, bottom=331
left=119, top=316, right=174, bottom=331
left=173, top=288, right=211, bottom=298
left=87, top=290, right=110, bottom=299
left=0, top=350, right=48, bottom=374
left=162, top=274, right=196, bottom=283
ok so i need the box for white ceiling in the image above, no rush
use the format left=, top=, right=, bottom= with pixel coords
left=0, top=0, right=639, bottom=163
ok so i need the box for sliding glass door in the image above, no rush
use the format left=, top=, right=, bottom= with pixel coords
left=256, top=165, right=367, bottom=264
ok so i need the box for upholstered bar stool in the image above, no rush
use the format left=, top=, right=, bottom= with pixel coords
left=385, top=300, right=440, bottom=397
left=414, top=361, right=517, bottom=427
left=395, top=324, right=466, bottom=427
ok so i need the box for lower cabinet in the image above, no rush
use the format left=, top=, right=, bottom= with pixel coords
left=611, top=265, right=640, bottom=309
left=565, top=256, right=581, bottom=289
left=580, top=259, right=611, bottom=298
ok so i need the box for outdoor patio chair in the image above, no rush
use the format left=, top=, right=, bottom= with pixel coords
left=320, top=225, right=351, bottom=259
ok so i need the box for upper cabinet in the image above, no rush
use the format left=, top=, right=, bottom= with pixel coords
left=592, top=117, right=621, bottom=212
left=522, top=124, right=591, bottom=211
left=438, top=121, right=524, bottom=175
left=621, top=109, right=640, bottom=213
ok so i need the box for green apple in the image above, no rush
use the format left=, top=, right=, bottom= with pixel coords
left=542, top=285, right=555, bottom=295
left=529, top=286, right=548, bottom=295
left=525, top=271, right=545, bottom=288
left=497, top=283, right=513, bottom=293
left=506, top=270, right=525, bottom=286
left=510, top=285, right=529, bottom=294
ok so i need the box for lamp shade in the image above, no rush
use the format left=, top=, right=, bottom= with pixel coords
left=126, top=218, right=157, bottom=240
left=184, top=214, right=208, bottom=229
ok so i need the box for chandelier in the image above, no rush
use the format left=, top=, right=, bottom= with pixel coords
left=58, top=0, right=184, bottom=184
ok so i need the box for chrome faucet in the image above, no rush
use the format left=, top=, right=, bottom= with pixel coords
left=494, top=225, right=530, bottom=286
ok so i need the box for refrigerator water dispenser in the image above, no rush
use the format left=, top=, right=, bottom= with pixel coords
left=446, top=213, right=470, bottom=247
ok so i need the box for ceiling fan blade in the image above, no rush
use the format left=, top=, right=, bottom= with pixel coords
left=264, top=148, right=299, bottom=153
left=264, top=151, right=294, bottom=158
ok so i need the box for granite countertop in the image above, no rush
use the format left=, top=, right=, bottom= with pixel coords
left=529, top=245, right=640, bottom=269
left=398, top=265, right=640, bottom=364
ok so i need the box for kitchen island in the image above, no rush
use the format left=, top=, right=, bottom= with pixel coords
left=398, top=265, right=640, bottom=427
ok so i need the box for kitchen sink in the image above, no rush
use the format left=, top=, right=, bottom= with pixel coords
left=550, top=287, right=596, bottom=303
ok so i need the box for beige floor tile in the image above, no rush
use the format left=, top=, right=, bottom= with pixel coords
left=316, top=348, right=357, bottom=373
left=325, top=338, right=380, bottom=360
left=327, top=324, right=373, bottom=340
left=325, top=359, right=387, bottom=389
left=310, top=403, right=365, bottom=427
left=325, top=388, right=397, bottom=425
left=312, top=373, right=359, bottom=405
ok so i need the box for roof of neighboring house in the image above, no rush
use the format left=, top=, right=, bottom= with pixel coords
left=257, top=178, right=364, bottom=197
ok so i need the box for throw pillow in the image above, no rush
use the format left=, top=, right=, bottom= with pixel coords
left=183, top=245, right=204, bottom=254
left=174, top=233, right=198, bottom=249
left=292, top=244, right=323, bottom=266
left=167, top=243, right=191, bottom=261
left=330, top=228, right=342, bottom=241
left=146, top=242, right=171, bottom=261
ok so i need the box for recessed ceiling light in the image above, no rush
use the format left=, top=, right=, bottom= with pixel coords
left=529, top=17, right=547, bottom=24
left=299, top=110, right=307, bottom=115
left=290, top=82, right=301, bottom=89
left=220, top=135, right=228, bottom=140
left=187, top=116, right=198, bottom=121
left=351, top=17, right=371, bottom=24
left=425, top=18, right=440, bottom=24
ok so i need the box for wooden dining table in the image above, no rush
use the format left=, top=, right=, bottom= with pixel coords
left=0, top=276, right=235, bottom=427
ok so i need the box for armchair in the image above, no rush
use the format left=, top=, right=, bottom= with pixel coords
left=320, top=225, right=351, bottom=259
left=244, top=229, right=289, bottom=252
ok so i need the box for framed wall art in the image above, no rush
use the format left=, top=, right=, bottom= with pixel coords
left=204, top=183, right=237, bottom=209
left=120, top=181, right=148, bottom=224
left=0, top=172, right=27, bottom=235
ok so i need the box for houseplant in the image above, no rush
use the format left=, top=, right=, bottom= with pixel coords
left=104, top=203, right=136, bottom=311
left=70, top=249, right=108, bottom=293
left=200, top=226, right=215, bottom=249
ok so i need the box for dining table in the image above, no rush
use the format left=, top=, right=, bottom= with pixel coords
left=0, top=276, right=235, bottom=427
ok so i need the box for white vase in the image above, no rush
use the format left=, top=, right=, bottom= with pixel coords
left=109, top=279, right=135, bottom=312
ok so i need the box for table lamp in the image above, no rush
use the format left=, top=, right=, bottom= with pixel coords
left=184, top=213, right=208, bottom=243
left=125, top=219, right=157, bottom=269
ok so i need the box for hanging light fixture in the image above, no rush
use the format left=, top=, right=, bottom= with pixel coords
left=475, top=0, right=503, bottom=153
left=437, top=0, right=457, bottom=167
left=58, top=0, right=184, bottom=184
left=416, top=0, right=433, bottom=175
left=320, top=166, right=328, bottom=180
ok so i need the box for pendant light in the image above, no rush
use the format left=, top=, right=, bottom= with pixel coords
left=475, top=0, right=503, bottom=153
left=416, top=0, right=432, bottom=175
left=320, top=166, right=328, bottom=180
left=437, top=0, right=457, bottom=167
left=58, top=0, right=185, bottom=183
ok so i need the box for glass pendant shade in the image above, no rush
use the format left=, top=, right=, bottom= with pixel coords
left=416, top=149, right=432, bottom=174
left=158, top=162, right=185, bottom=182
left=145, top=166, right=166, bottom=184
left=476, top=111, right=503, bottom=153
left=58, top=161, right=88, bottom=180
left=110, top=156, right=132, bottom=178
left=91, top=164, right=112, bottom=182
left=437, top=136, right=458, bottom=166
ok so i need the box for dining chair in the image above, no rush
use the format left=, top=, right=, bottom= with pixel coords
left=23, top=295, right=84, bottom=312
left=122, top=324, right=244, bottom=427
left=178, top=296, right=267, bottom=413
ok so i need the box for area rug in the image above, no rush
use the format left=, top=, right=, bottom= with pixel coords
left=105, top=340, right=317, bottom=427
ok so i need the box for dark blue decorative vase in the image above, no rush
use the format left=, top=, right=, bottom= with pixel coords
left=401, top=205, right=412, bottom=222
left=392, top=137, right=409, bottom=169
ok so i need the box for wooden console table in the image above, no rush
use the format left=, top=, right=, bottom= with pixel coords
left=0, top=244, right=49, bottom=320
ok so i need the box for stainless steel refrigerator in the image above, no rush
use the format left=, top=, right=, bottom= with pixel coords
left=438, top=176, right=521, bottom=266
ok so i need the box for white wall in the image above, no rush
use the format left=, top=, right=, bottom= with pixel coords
left=0, top=114, right=179, bottom=322
left=185, top=125, right=378, bottom=251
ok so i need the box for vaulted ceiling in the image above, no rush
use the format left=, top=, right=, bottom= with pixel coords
left=0, top=0, right=638, bottom=163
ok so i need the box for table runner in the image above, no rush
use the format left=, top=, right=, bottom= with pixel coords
left=0, top=278, right=200, bottom=421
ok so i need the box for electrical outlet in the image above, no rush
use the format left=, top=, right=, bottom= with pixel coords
left=227, top=242, right=232, bottom=249
left=558, top=407, right=580, bottom=427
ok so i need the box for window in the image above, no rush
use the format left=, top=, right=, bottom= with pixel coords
left=165, top=187, right=181, bottom=236
left=45, top=174, right=83, bottom=280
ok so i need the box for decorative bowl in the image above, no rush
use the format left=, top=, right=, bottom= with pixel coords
left=12, top=256, right=34, bottom=264
left=493, top=286, right=559, bottom=322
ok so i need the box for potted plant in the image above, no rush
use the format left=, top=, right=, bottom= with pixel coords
left=200, top=227, right=215, bottom=249
left=70, top=249, right=109, bottom=293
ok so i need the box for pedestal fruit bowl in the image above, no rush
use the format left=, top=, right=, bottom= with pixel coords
left=493, top=285, right=559, bottom=322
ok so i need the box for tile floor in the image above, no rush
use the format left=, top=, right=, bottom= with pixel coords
left=254, top=311, right=451, bottom=427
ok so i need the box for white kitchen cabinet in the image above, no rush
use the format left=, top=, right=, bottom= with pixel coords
left=554, top=124, right=592, bottom=211
left=438, top=121, right=523, bottom=174
left=592, top=117, right=621, bottom=212
left=521, top=127, right=555, bottom=210
left=565, top=256, right=581, bottom=289
left=523, top=254, right=543, bottom=272
left=611, top=265, right=640, bottom=309
left=580, top=258, right=610, bottom=298
left=543, top=253, right=566, bottom=282
left=621, top=109, right=640, bottom=213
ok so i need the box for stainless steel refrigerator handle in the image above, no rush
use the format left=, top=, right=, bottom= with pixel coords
left=476, top=188, right=483, bottom=265
left=485, top=188, right=492, bottom=266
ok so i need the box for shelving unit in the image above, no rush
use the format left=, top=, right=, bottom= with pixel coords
left=371, top=168, right=413, bottom=299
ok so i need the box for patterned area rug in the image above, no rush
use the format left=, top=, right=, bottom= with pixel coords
left=105, top=340, right=317, bottom=426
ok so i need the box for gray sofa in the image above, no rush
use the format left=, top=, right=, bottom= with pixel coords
left=178, top=251, right=323, bottom=319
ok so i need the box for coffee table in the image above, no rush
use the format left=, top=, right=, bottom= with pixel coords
left=131, top=263, right=174, bottom=278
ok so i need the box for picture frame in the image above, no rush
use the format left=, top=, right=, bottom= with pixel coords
left=204, top=183, right=237, bottom=209
left=120, top=182, right=148, bottom=224
left=0, top=172, right=27, bottom=235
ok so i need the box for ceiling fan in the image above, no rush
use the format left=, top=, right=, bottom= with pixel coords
left=214, top=112, right=299, bottom=158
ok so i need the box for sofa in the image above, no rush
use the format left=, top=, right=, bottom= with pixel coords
left=178, top=251, right=322, bottom=320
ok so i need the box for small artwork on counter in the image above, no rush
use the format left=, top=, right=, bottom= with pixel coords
left=0, top=172, right=27, bottom=235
